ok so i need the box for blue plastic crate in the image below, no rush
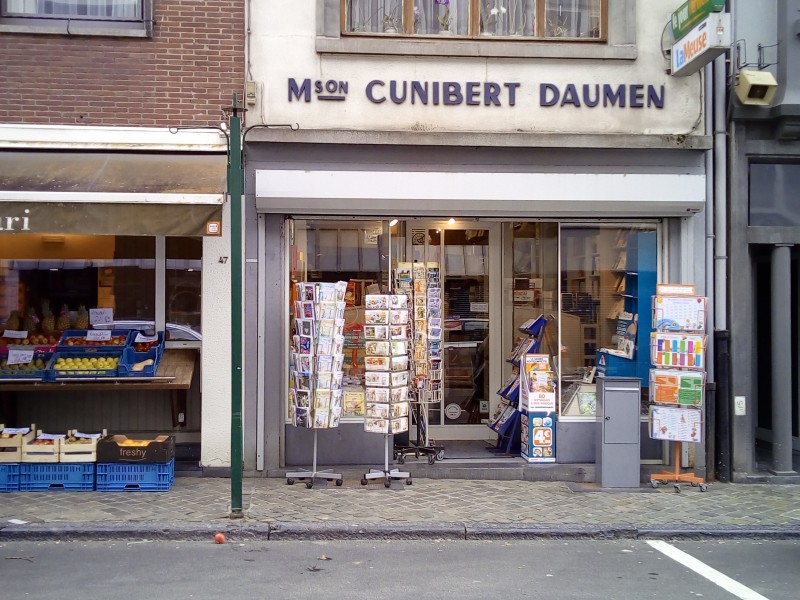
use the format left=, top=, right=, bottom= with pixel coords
left=19, top=463, right=95, bottom=491
left=130, top=331, right=165, bottom=360
left=117, top=347, right=160, bottom=377
left=46, top=350, right=123, bottom=379
left=0, top=463, right=20, bottom=492
left=0, top=351, right=52, bottom=381
left=57, top=329, right=132, bottom=352
left=96, top=459, right=174, bottom=492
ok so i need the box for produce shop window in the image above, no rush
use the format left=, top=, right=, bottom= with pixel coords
left=342, top=0, right=604, bottom=40
left=166, top=237, right=202, bottom=340
left=0, top=0, right=152, bottom=36
left=0, top=234, right=154, bottom=345
left=288, top=219, right=397, bottom=422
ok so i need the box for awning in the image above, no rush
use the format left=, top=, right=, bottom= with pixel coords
left=0, top=151, right=226, bottom=236
left=255, top=169, right=705, bottom=218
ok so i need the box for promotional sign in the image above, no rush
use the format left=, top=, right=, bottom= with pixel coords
left=520, top=411, right=556, bottom=463
left=671, top=12, right=731, bottom=77
left=649, top=405, right=703, bottom=443
left=671, top=0, right=726, bottom=41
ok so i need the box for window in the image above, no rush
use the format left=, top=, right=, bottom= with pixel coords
left=0, top=0, right=151, bottom=36
left=342, top=0, right=604, bottom=40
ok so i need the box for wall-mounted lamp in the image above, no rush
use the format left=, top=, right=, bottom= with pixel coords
left=389, top=219, right=399, bottom=227
left=448, top=218, right=456, bottom=225
left=735, top=69, right=779, bottom=106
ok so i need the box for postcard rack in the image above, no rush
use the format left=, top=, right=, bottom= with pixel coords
left=362, top=433, right=412, bottom=488
left=286, top=429, right=343, bottom=489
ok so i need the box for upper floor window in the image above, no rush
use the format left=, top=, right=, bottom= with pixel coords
left=342, top=0, right=604, bottom=40
left=0, top=0, right=151, bottom=36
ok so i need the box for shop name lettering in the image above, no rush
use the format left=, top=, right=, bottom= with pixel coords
left=288, top=79, right=665, bottom=109
left=0, top=209, right=31, bottom=231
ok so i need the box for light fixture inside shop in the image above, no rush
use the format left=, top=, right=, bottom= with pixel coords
left=389, top=219, right=398, bottom=227
left=448, top=218, right=456, bottom=225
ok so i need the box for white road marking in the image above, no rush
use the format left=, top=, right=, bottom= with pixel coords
left=647, top=540, right=770, bottom=600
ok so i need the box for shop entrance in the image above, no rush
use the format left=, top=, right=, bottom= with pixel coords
left=404, top=221, right=501, bottom=442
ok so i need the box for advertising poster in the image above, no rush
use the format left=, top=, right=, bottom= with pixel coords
left=521, top=411, right=556, bottom=463
left=649, top=405, right=702, bottom=443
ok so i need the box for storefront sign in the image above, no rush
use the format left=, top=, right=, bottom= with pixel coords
left=0, top=209, right=31, bottom=231
left=671, top=12, right=731, bottom=78
left=671, top=0, right=725, bottom=42
left=289, top=78, right=666, bottom=109
left=444, top=403, right=462, bottom=420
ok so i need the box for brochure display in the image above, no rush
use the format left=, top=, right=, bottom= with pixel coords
left=648, top=286, right=708, bottom=492
left=286, top=281, right=347, bottom=488
left=490, top=315, right=550, bottom=454
left=519, top=353, right=557, bottom=463
left=361, top=292, right=413, bottom=487
left=392, top=261, right=445, bottom=465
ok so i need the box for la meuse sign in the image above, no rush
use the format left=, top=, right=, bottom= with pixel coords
left=289, top=78, right=666, bottom=109
left=671, top=0, right=725, bottom=41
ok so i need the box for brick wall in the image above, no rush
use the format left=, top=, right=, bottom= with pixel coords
left=0, top=1, right=245, bottom=127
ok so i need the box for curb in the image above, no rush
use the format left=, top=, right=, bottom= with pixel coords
left=1, top=521, right=799, bottom=542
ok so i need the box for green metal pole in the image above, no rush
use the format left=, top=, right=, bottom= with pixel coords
left=228, top=93, right=244, bottom=517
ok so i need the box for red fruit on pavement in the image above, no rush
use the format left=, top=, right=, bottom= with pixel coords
left=214, top=533, right=225, bottom=544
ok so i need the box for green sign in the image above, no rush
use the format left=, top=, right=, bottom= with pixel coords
left=671, top=0, right=726, bottom=41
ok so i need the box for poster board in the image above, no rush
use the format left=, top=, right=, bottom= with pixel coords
left=649, top=405, right=703, bottom=443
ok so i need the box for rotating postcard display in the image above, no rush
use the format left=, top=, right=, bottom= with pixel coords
left=360, top=293, right=413, bottom=487
left=648, top=289, right=709, bottom=492
left=286, top=281, right=347, bottom=488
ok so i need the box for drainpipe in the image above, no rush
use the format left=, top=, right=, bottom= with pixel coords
left=704, top=61, right=717, bottom=480
left=712, top=17, right=731, bottom=481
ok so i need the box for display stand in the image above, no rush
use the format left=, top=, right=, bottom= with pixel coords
left=362, top=433, right=412, bottom=488
left=361, top=289, right=414, bottom=487
left=488, top=315, right=550, bottom=455
left=287, top=280, right=348, bottom=489
left=647, top=285, right=709, bottom=493
left=392, top=261, right=445, bottom=465
left=286, top=429, right=343, bottom=489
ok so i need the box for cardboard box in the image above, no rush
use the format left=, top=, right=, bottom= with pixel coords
left=97, top=435, right=175, bottom=464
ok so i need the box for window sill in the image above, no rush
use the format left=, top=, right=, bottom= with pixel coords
left=316, top=35, right=636, bottom=61
left=0, top=20, right=150, bottom=38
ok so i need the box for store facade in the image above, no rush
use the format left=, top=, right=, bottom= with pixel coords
left=0, top=125, right=233, bottom=472
left=243, top=0, right=712, bottom=479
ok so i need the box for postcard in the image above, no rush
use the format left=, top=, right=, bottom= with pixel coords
left=316, top=301, right=337, bottom=320
left=329, top=406, right=342, bottom=428
left=364, top=325, right=389, bottom=340
left=317, top=319, right=335, bottom=338
left=365, top=356, right=390, bottom=371
left=365, top=340, right=391, bottom=356
left=414, top=279, right=427, bottom=294
left=390, top=309, right=409, bottom=325
left=413, top=346, right=428, bottom=361
left=414, top=319, right=427, bottom=333
left=414, top=295, right=426, bottom=307
left=396, top=263, right=413, bottom=281
left=317, top=282, right=338, bottom=303
left=292, top=353, right=312, bottom=372
left=390, top=325, right=408, bottom=340
left=294, top=371, right=311, bottom=390
left=314, top=389, right=332, bottom=410
left=316, top=336, right=333, bottom=356
left=427, top=297, right=442, bottom=311
left=332, top=335, right=344, bottom=355
left=427, top=287, right=441, bottom=299
left=391, top=401, right=409, bottom=418
left=316, top=354, right=333, bottom=373
left=331, top=389, right=343, bottom=410
left=390, top=387, right=409, bottom=404
left=389, top=294, right=408, bottom=309
left=390, top=341, right=407, bottom=356
left=364, top=418, right=389, bottom=433
left=335, top=280, right=348, bottom=302
left=412, top=263, right=427, bottom=280
left=366, top=387, right=390, bottom=403
left=302, top=301, right=316, bottom=320
left=366, top=294, right=389, bottom=310
left=294, top=406, right=310, bottom=428
left=365, top=371, right=391, bottom=387
left=294, top=389, right=310, bottom=408
left=428, top=327, right=442, bottom=340
left=391, top=356, right=409, bottom=372
left=366, top=310, right=389, bottom=325
left=391, top=417, right=409, bottom=434
left=391, top=371, right=409, bottom=387
left=295, top=318, right=314, bottom=337
left=332, top=353, right=344, bottom=372
left=313, top=409, right=330, bottom=429
left=365, top=402, right=390, bottom=419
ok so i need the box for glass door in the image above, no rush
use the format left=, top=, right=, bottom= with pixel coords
left=406, top=221, right=500, bottom=440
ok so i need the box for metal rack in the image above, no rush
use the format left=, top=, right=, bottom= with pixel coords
left=286, top=429, right=343, bottom=489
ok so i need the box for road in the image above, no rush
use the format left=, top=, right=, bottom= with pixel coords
left=1, top=538, right=797, bottom=599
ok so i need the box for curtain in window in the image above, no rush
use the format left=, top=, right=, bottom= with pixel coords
left=414, top=0, right=468, bottom=35
left=347, top=0, right=403, bottom=33
left=6, top=0, right=140, bottom=19
left=480, top=0, right=535, bottom=36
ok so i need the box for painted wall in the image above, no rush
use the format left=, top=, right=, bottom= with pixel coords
left=201, top=199, right=233, bottom=468
left=248, top=0, right=703, bottom=136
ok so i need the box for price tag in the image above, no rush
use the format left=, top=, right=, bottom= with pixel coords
left=73, top=431, right=103, bottom=439
left=36, top=433, right=66, bottom=440
left=89, top=308, right=114, bottom=326
left=8, top=349, right=34, bottom=365
left=2, top=330, right=28, bottom=339
left=135, top=333, right=159, bottom=343
left=2, top=427, right=30, bottom=435
left=86, top=330, right=112, bottom=341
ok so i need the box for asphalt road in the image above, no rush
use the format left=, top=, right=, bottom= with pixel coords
left=1, top=539, right=797, bottom=599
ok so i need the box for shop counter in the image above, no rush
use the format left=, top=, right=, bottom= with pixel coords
left=0, top=349, right=197, bottom=428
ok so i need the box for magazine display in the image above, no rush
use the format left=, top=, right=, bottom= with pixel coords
left=363, top=293, right=411, bottom=435
left=289, top=281, right=348, bottom=429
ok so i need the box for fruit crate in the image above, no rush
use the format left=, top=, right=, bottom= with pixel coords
left=96, top=459, right=174, bottom=492
left=130, top=331, right=166, bottom=361
left=60, top=430, right=106, bottom=463
left=21, top=432, right=62, bottom=463
left=117, top=347, right=161, bottom=377
left=57, top=329, right=132, bottom=351
left=46, top=350, right=123, bottom=379
left=0, top=425, right=36, bottom=463
left=0, top=463, right=20, bottom=492
left=19, top=462, right=95, bottom=491
left=0, top=351, right=53, bottom=381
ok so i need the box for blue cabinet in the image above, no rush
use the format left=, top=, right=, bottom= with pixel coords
left=596, top=231, right=656, bottom=385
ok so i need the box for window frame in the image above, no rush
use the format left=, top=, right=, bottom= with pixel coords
left=0, top=0, right=152, bottom=37
left=340, top=0, right=608, bottom=41
left=319, top=0, right=635, bottom=60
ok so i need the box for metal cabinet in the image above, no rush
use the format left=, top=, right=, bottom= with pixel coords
left=596, top=376, right=641, bottom=488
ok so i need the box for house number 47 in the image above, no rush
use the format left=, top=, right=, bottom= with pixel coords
left=218, top=256, right=228, bottom=264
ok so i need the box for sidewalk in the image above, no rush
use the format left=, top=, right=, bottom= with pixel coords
left=1, top=474, right=799, bottom=541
